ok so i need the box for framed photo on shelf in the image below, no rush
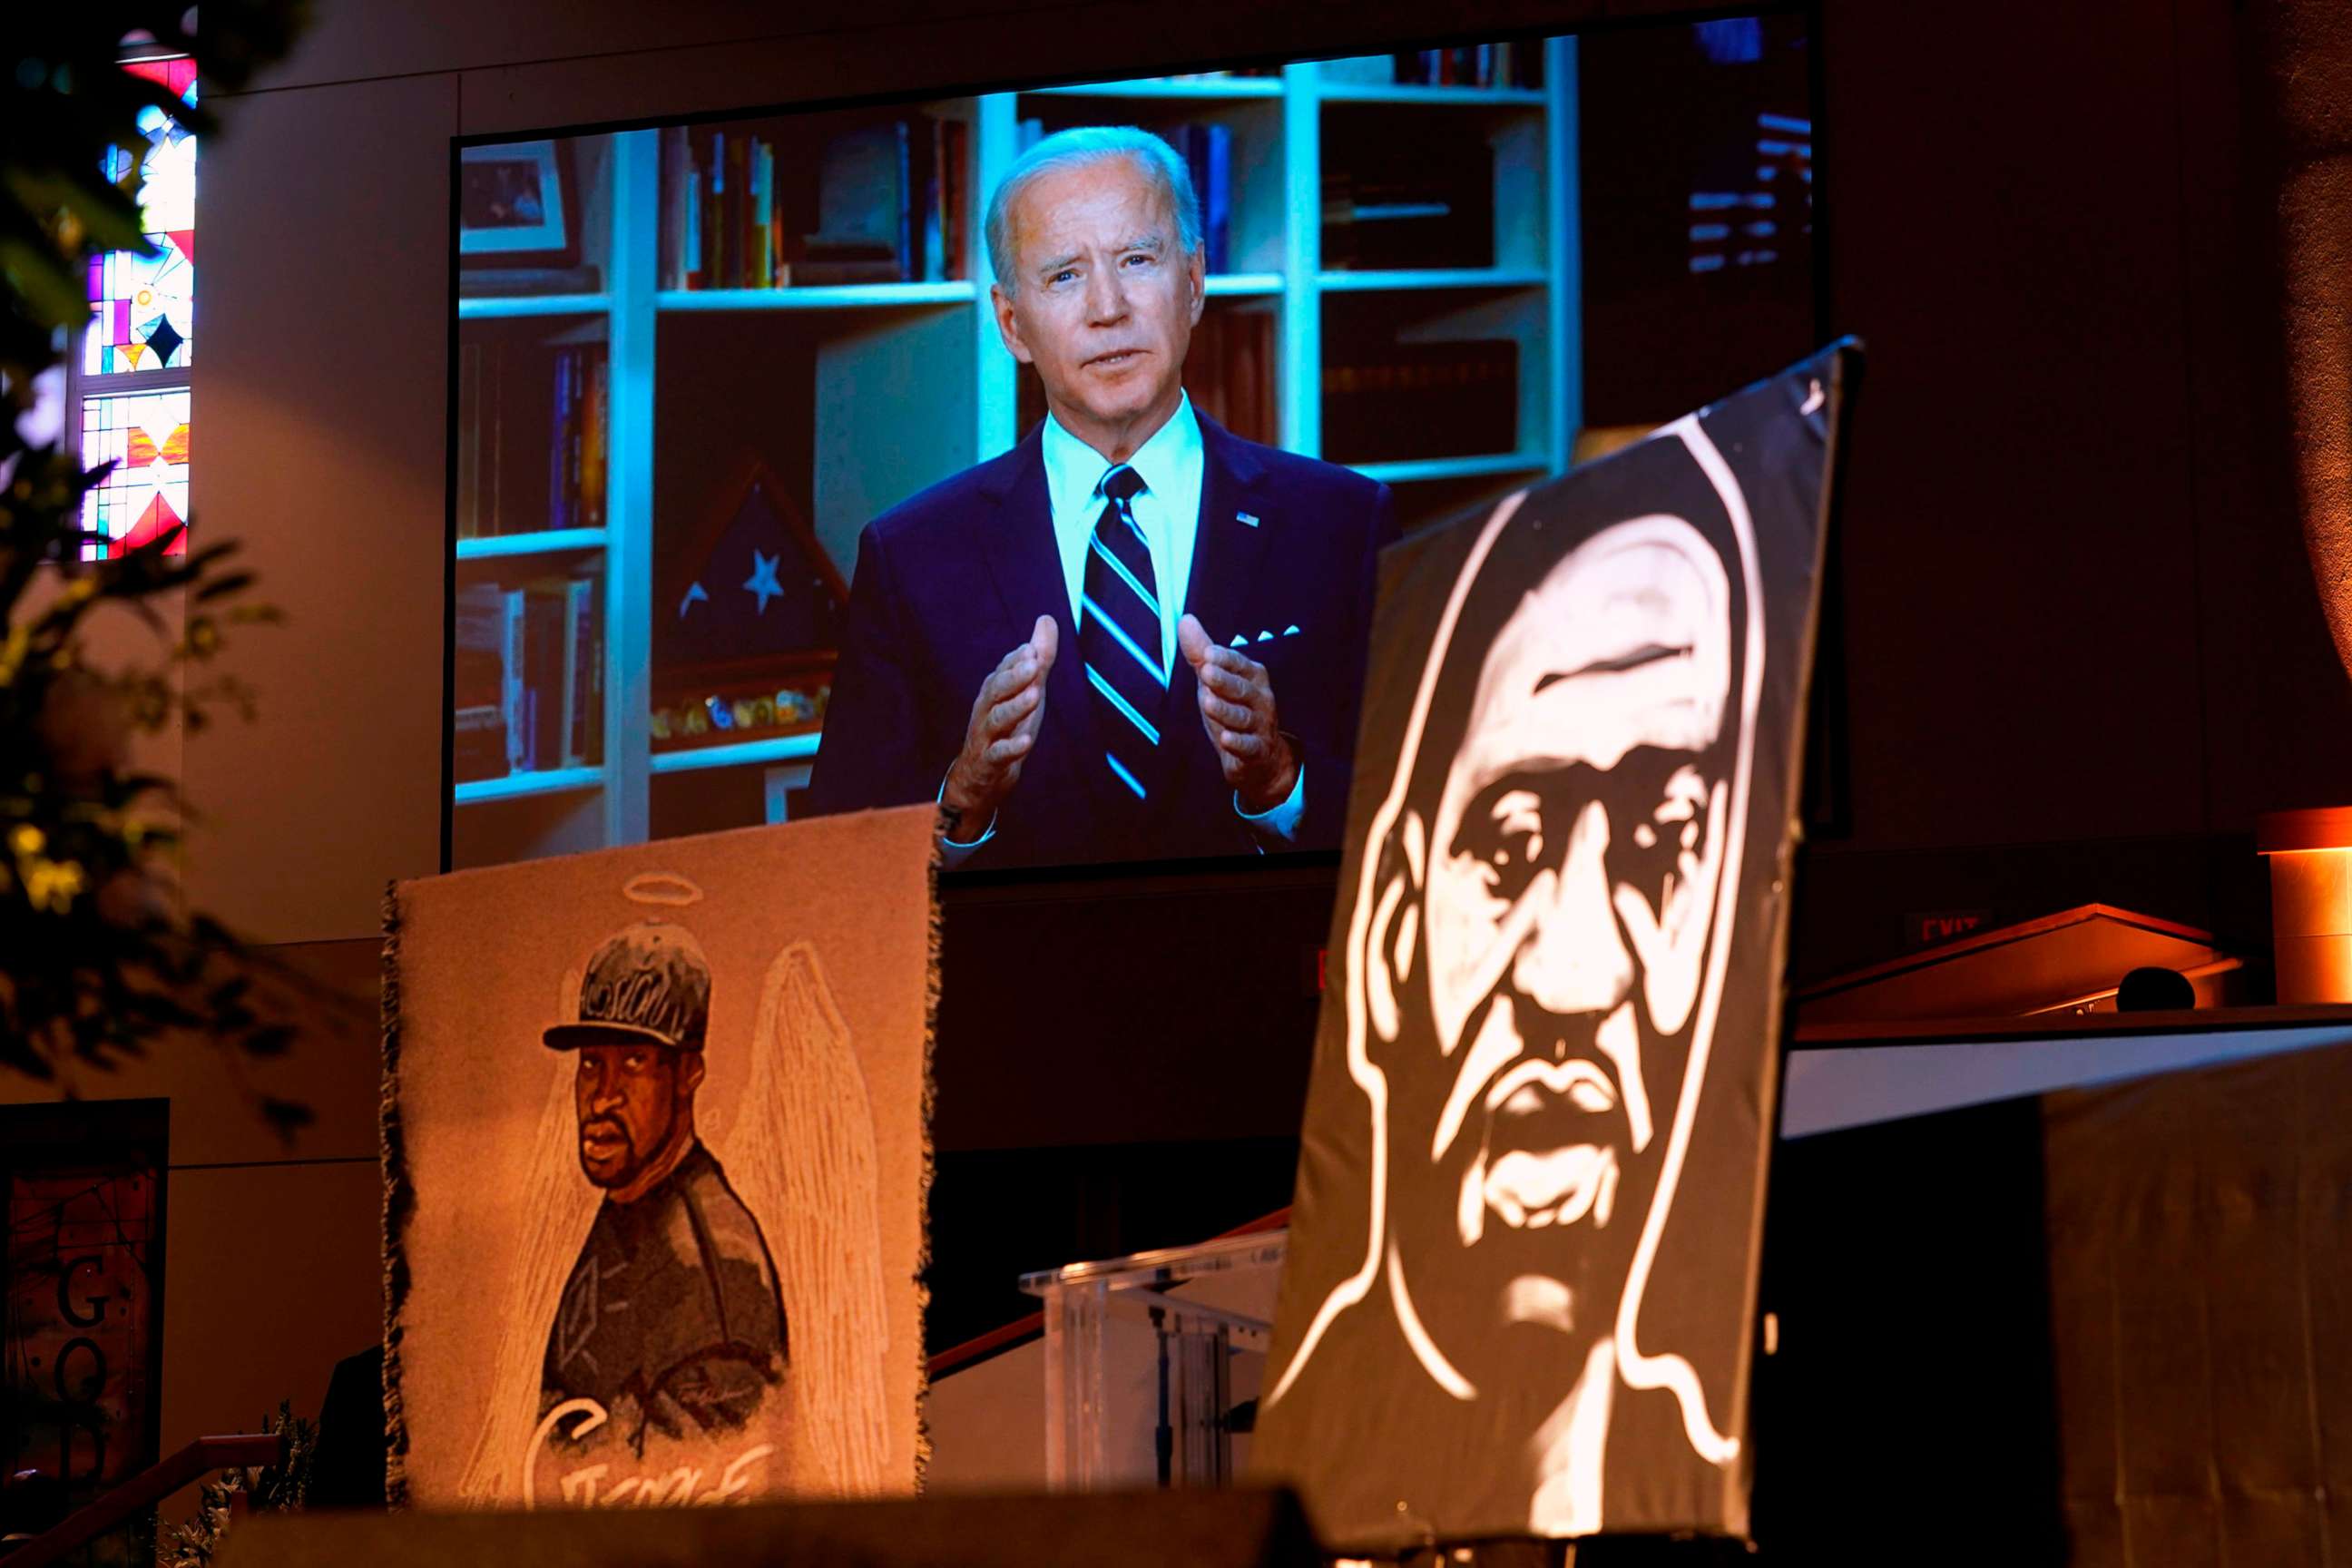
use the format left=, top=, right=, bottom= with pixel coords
left=458, top=140, right=578, bottom=266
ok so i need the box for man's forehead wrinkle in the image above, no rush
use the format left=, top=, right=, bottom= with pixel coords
left=1469, top=536, right=1718, bottom=731
left=1533, top=642, right=1692, bottom=691
left=1429, top=514, right=1731, bottom=847
left=1454, top=656, right=1724, bottom=797
left=1015, top=163, right=1175, bottom=265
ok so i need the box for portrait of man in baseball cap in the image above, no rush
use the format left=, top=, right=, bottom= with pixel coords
left=387, top=810, right=933, bottom=1512
left=537, top=921, right=789, bottom=1455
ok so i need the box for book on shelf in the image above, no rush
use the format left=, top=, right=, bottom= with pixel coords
left=1183, top=308, right=1275, bottom=446
left=1320, top=338, right=1518, bottom=464
left=1173, top=124, right=1233, bottom=276
left=1389, top=43, right=1541, bottom=90
left=915, top=117, right=945, bottom=283
left=454, top=340, right=606, bottom=539
left=548, top=351, right=572, bottom=535
left=522, top=580, right=573, bottom=770
left=661, top=116, right=971, bottom=290
left=454, top=583, right=508, bottom=782
left=501, top=586, right=529, bottom=771
left=942, top=119, right=969, bottom=280
left=453, top=704, right=506, bottom=784
left=565, top=576, right=603, bottom=767
left=809, top=121, right=908, bottom=279
left=579, top=352, right=608, bottom=531
left=454, top=572, right=603, bottom=784
left=1319, top=56, right=1398, bottom=86
left=752, top=138, right=775, bottom=289
left=454, top=343, right=505, bottom=540
left=710, top=130, right=731, bottom=293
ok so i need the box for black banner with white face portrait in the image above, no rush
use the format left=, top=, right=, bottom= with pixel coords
left=1252, top=343, right=1856, bottom=1552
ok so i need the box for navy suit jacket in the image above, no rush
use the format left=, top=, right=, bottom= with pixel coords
left=805, top=411, right=1396, bottom=867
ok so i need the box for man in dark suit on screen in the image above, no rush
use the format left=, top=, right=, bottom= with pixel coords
left=804, top=126, right=1396, bottom=867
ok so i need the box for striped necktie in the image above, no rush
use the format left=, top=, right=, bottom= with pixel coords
left=1077, top=463, right=1164, bottom=805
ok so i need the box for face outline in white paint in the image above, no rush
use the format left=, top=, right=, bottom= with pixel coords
left=1364, top=514, right=1738, bottom=1397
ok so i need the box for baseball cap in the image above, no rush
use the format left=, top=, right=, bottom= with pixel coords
left=542, top=921, right=712, bottom=1053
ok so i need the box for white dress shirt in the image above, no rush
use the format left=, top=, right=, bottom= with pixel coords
left=938, top=394, right=1306, bottom=863
left=1041, top=391, right=1203, bottom=682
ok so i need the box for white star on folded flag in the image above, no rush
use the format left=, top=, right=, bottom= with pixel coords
left=743, top=548, right=782, bottom=614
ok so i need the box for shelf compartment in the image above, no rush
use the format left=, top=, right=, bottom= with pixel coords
left=1314, top=268, right=1548, bottom=292
left=651, top=732, right=821, bottom=774
left=1023, top=78, right=1284, bottom=102
left=1350, top=452, right=1552, bottom=485
left=455, top=527, right=607, bottom=561
left=457, top=294, right=611, bottom=319
left=658, top=282, right=977, bottom=311
left=455, top=765, right=605, bottom=804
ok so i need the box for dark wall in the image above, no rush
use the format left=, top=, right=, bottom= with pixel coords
left=1789, top=0, right=2342, bottom=978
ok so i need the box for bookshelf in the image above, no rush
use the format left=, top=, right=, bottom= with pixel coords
left=451, top=39, right=1583, bottom=870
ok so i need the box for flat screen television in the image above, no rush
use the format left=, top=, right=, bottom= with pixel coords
left=442, top=11, right=1818, bottom=878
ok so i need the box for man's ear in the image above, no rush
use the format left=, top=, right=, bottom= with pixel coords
left=1186, top=245, right=1207, bottom=326
left=1363, top=810, right=1426, bottom=1044
left=991, top=284, right=1034, bottom=365
left=679, top=1052, right=708, bottom=1096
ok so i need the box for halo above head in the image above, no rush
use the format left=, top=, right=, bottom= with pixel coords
left=622, top=871, right=704, bottom=907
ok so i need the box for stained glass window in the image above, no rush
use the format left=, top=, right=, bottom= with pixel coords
left=84, top=62, right=197, bottom=375
left=80, top=388, right=191, bottom=557
left=73, top=54, right=197, bottom=561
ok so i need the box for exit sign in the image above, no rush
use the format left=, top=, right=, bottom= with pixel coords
left=1906, top=909, right=1992, bottom=949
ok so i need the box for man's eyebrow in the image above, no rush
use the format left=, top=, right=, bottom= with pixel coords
left=1531, top=642, right=1691, bottom=692
left=1034, top=234, right=1164, bottom=279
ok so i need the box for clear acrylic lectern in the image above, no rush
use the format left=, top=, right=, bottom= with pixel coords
left=1019, top=1228, right=1289, bottom=1490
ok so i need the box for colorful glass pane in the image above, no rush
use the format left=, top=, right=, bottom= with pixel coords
left=84, top=66, right=196, bottom=375
left=123, top=54, right=199, bottom=104
left=80, top=389, right=191, bottom=558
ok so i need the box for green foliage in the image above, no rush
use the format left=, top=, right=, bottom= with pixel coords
left=2, top=5, right=325, bottom=1117
left=159, top=1402, right=317, bottom=1568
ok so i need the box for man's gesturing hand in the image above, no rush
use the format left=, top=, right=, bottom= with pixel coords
left=1179, top=613, right=1299, bottom=814
left=943, top=615, right=1057, bottom=834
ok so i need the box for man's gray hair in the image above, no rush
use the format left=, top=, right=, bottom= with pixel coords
left=984, top=125, right=1203, bottom=294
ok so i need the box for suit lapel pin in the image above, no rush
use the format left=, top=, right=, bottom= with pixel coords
left=1236, top=511, right=1260, bottom=527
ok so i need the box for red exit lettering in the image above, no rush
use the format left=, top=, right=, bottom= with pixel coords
left=1905, top=909, right=1992, bottom=949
